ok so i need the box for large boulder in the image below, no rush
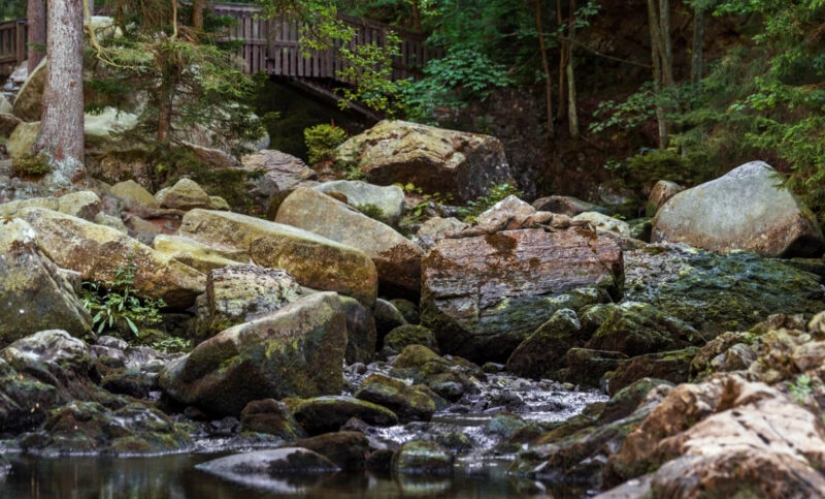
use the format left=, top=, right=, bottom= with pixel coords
left=0, top=219, right=92, bottom=345
left=506, top=309, right=584, bottom=380
left=0, top=330, right=112, bottom=433
left=155, top=178, right=213, bottom=210
left=19, top=208, right=205, bottom=308
left=179, top=209, right=378, bottom=307
left=7, top=121, right=38, bottom=159
left=0, top=190, right=102, bottom=220
left=275, top=187, right=423, bottom=295
left=159, top=292, right=347, bottom=417
left=333, top=120, right=514, bottom=202
left=313, top=180, right=405, bottom=224
left=240, top=149, right=318, bottom=214
left=421, top=227, right=623, bottom=363
left=623, top=243, right=824, bottom=337
left=585, top=302, right=699, bottom=357
left=11, top=58, right=46, bottom=122
left=152, top=234, right=249, bottom=273
left=601, top=375, right=825, bottom=497
left=653, top=161, right=825, bottom=257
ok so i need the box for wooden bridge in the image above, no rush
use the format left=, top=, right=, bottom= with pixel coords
left=1, top=3, right=437, bottom=83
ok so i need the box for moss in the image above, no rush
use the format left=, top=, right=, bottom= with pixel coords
left=12, top=153, right=51, bottom=178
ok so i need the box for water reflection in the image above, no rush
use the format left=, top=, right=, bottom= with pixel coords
left=0, top=453, right=592, bottom=498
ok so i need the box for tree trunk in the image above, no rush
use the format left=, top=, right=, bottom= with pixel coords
left=691, top=5, right=704, bottom=99
left=535, top=0, right=554, bottom=139
left=193, top=0, right=204, bottom=31
left=567, top=0, right=579, bottom=139
left=410, top=0, right=422, bottom=33
left=646, top=0, right=669, bottom=149
left=26, top=0, right=46, bottom=74
left=557, top=0, right=566, bottom=120
left=34, top=0, right=85, bottom=182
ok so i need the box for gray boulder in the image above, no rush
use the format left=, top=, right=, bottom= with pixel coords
left=653, top=161, right=825, bottom=257
left=314, top=180, right=405, bottom=224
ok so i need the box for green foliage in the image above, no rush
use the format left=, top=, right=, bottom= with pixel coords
left=0, top=0, right=24, bottom=21
left=589, top=82, right=679, bottom=135
left=12, top=153, right=52, bottom=178
left=305, top=123, right=348, bottom=164
left=355, top=203, right=387, bottom=223
left=150, top=336, right=192, bottom=354
left=394, top=182, right=454, bottom=225
left=790, top=374, right=813, bottom=405
left=402, top=47, right=513, bottom=123
left=456, top=181, right=521, bottom=223
left=81, top=257, right=166, bottom=337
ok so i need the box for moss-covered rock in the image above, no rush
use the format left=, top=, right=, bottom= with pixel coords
left=196, top=448, right=340, bottom=478
left=506, top=309, right=584, bottom=380
left=339, top=296, right=377, bottom=365
left=564, top=348, right=628, bottom=388
left=392, top=440, right=454, bottom=475
left=384, top=325, right=439, bottom=355
left=623, top=243, right=824, bottom=337
left=586, top=302, right=699, bottom=357
left=17, top=401, right=193, bottom=455
left=240, top=399, right=306, bottom=441
left=605, top=347, right=701, bottom=396
left=354, top=374, right=437, bottom=423
left=293, top=396, right=398, bottom=435
left=0, top=219, right=92, bottom=345
left=290, top=431, right=371, bottom=470
left=159, top=292, right=347, bottom=417
left=179, top=209, right=377, bottom=307
left=597, top=378, right=674, bottom=425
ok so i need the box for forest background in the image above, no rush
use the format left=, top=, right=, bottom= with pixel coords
left=3, top=0, right=825, bottom=220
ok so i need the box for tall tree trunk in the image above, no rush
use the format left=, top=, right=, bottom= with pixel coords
left=410, top=0, right=422, bottom=33
left=646, top=0, right=670, bottom=149
left=691, top=5, right=704, bottom=100
left=26, top=0, right=46, bottom=74
left=34, top=0, right=85, bottom=182
left=193, top=0, right=204, bottom=31
left=535, top=0, right=554, bottom=139
left=557, top=0, right=566, bottom=120
left=567, top=0, right=579, bottom=139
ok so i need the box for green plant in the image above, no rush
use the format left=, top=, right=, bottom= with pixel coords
left=81, top=257, right=166, bottom=337
left=150, top=336, right=192, bottom=354
left=305, top=123, right=347, bottom=165
left=456, top=181, right=521, bottom=223
left=790, top=374, right=813, bottom=405
left=12, top=153, right=52, bottom=178
left=355, top=203, right=387, bottom=223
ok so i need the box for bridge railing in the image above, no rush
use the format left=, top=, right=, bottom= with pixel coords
left=210, top=2, right=439, bottom=81
left=0, top=20, right=26, bottom=78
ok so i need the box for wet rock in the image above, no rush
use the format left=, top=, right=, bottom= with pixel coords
left=597, top=378, right=674, bottom=425
left=653, top=161, right=825, bottom=257
left=159, top=292, right=347, bottom=417
left=606, top=348, right=700, bottom=396
left=292, top=396, right=398, bottom=435
left=645, top=180, right=683, bottom=217
left=374, top=298, right=407, bottom=347
left=17, top=401, right=193, bottom=455
left=197, top=448, right=340, bottom=478
left=383, top=325, right=439, bottom=356
left=101, top=369, right=156, bottom=399
left=564, top=348, right=628, bottom=388
left=392, top=440, right=454, bottom=475
left=623, top=243, right=823, bottom=337
left=389, top=345, right=476, bottom=401
left=290, top=431, right=371, bottom=470
left=334, top=120, right=514, bottom=203
left=152, top=234, right=249, bottom=273
left=20, top=207, right=205, bottom=309
left=276, top=187, right=424, bottom=295
left=602, top=375, right=825, bottom=496
left=314, top=180, right=405, bottom=224
left=354, top=374, right=437, bottom=423
left=421, top=226, right=622, bottom=363
left=0, top=219, right=92, bottom=344
left=486, top=412, right=528, bottom=439
left=199, top=265, right=303, bottom=335
left=240, top=399, right=306, bottom=441
left=390, top=299, right=419, bottom=324
left=532, top=195, right=608, bottom=217
left=0, top=330, right=111, bottom=433
left=690, top=331, right=759, bottom=380
left=179, top=209, right=377, bottom=307
left=506, top=309, right=584, bottom=380
left=586, top=302, right=698, bottom=357
left=339, top=296, right=377, bottom=365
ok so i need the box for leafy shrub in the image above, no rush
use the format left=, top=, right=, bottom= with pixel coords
left=305, top=124, right=347, bottom=165
left=457, top=181, right=521, bottom=223
left=81, top=257, right=165, bottom=337
left=12, top=153, right=51, bottom=178
left=150, top=336, right=192, bottom=354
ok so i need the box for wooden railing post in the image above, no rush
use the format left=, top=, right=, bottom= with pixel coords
left=16, top=20, right=26, bottom=67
